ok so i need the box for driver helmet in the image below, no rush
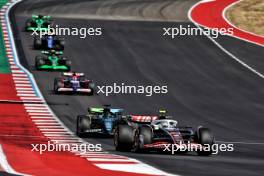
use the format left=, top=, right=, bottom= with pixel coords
left=156, top=120, right=177, bottom=129
left=159, top=109, right=167, bottom=119
left=103, top=108, right=111, bottom=117
left=71, top=72, right=78, bottom=81
left=50, top=50, right=56, bottom=57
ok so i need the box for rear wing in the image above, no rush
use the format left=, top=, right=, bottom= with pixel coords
left=88, top=107, right=123, bottom=115
left=32, top=14, right=52, bottom=21
left=130, top=115, right=158, bottom=123
left=42, top=50, right=63, bottom=55
left=63, top=72, right=84, bottom=76
left=111, top=108, right=124, bottom=114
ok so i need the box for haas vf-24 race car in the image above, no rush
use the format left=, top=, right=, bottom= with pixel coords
left=54, top=72, right=95, bottom=95
left=35, top=50, right=71, bottom=71
left=76, top=105, right=123, bottom=137
left=114, top=114, right=215, bottom=156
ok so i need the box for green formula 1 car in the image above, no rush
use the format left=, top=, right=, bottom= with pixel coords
left=35, top=50, right=71, bottom=71
left=25, top=15, right=53, bottom=32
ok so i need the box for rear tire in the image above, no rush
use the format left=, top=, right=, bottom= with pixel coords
left=65, top=59, right=71, bottom=71
left=76, top=115, right=91, bottom=137
left=34, top=37, right=42, bottom=49
left=55, top=38, right=65, bottom=50
left=89, top=88, right=94, bottom=96
left=25, top=19, right=32, bottom=31
left=35, top=56, right=45, bottom=70
left=196, top=127, right=214, bottom=156
left=59, top=40, right=65, bottom=50
left=133, top=125, right=153, bottom=152
left=88, top=82, right=95, bottom=95
left=114, top=125, right=134, bottom=151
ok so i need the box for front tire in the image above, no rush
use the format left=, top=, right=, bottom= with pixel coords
left=53, top=78, right=63, bottom=94
left=114, top=124, right=134, bottom=151
left=35, top=56, right=45, bottom=70
left=196, top=127, right=215, bottom=156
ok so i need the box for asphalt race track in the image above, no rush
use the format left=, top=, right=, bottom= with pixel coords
left=10, top=0, right=264, bottom=175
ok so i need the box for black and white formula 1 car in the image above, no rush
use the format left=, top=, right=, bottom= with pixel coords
left=53, top=72, right=95, bottom=95
left=114, top=114, right=215, bottom=156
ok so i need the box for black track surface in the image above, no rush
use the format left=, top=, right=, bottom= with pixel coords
left=10, top=0, right=264, bottom=175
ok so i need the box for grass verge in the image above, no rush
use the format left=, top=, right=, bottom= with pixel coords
left=226, top=0, right=264, bottom=37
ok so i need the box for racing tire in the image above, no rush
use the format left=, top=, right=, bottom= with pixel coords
left=88, top=83, right=95, bottom=95
left=114, top=124, right=134, bottom=151
left=89, top=88, right=94, bottom=96
left=133, top=125, right=153, bottom=152
left=54, top=38, right=65, bottom=50
left=59, top=39, right=65, bottom=50
left=25, top=19, right=32, bottom=31
left=53, top=78, right=63, bottom=94
left=196, top=127, right=215, bottom=156
left=35, top=56, right=45, bottom=70
left=65, top=59, right=71, bottom=71
left=34, top=37, right=42, bottom=49
left=76, top=115, right=91, bottom=137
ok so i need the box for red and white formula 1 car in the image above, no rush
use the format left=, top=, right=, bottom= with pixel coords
left=53, top=72, right=95, bottom=95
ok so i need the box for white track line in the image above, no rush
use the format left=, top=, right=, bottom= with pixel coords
left=28, top=113, right=52, bottom=116
left=17, top=91, right=35, bottom=94
left=39, top=129, right=67, bottom=131
left=33, top=119, right=58, bottom=122
left=16, top=87, right=33, bottom=90
left=37, top=126, right=64, bottom=128
left=25, top=107, right=48, bottom=110
left=42, top=132, right=71, bottom=134
left=24, top=104, right=47, bottom=107
left=13, top=77, right=28, bottom=80
left=12, top=74, right=27, bottom=77
left=18, top=94, right=37, bottom=97
left=14, top=80, right=30, bottom=83
left=20, top=97, right=41, bottom=100
left=31, top=117, right=54, bottom=120
left=87, top=158, right=132, bottom=162
left=27, top=110, right=50, bottom=113
left=11, top=70, right=24, bottom=73
left=15, top=84, right=31, bottom=87
left=43, top=134, right=71, bottom=137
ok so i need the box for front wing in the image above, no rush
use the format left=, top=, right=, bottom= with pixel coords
left=57, top=87, right=92, bottom=93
